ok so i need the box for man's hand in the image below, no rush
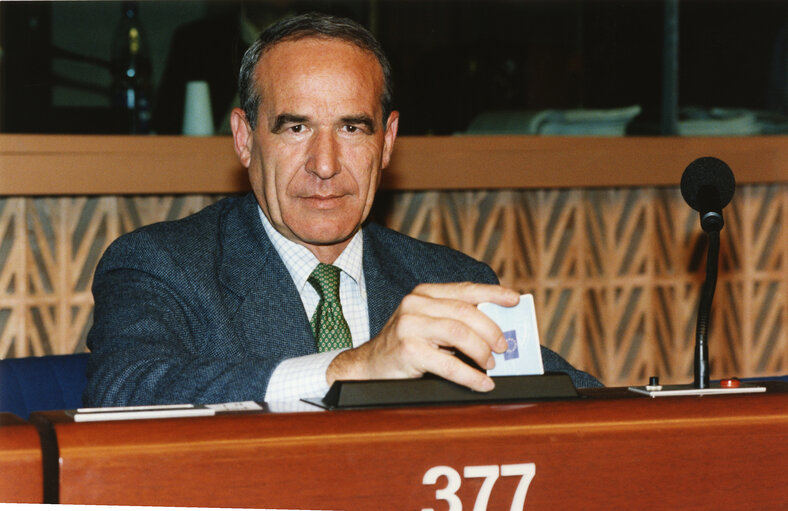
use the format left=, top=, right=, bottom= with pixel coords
left=326, top=282, right=520, bottom=392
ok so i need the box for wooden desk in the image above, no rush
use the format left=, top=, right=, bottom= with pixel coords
left=0, top=413, right=43, bottom=503
left=32, top=384, right=787, bottom=510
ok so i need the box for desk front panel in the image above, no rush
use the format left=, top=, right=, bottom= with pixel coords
left=39, top=386, right=788, bottom=510
left=0, top=413, right=43, bottom=503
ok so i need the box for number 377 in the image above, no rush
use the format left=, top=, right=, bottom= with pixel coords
left=422, top=463, right=536, bottom=511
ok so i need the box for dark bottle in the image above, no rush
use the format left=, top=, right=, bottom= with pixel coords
left=111, top=1, right=152, bottom=134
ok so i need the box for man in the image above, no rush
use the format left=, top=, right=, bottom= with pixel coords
left=84, top=13, right=599, bottom=407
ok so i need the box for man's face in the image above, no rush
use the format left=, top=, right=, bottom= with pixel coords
left=232, top=37, right=399, bottom=262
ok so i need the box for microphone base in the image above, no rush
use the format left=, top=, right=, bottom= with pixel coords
left=629, top=382, right=766, bottom=398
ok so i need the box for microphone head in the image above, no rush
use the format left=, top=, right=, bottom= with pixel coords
left=680, top=157, right=735, bottom=212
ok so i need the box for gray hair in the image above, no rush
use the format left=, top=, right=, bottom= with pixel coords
left=238, top=12, right=394, bottom=130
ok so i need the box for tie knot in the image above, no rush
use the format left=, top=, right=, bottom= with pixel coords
left=308, top=263, right=341, bottom=301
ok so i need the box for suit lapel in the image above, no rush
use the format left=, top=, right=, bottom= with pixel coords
left=215, top=203, right=414, bottom=356
left=218, top=194, right=317, bottom=359
left=363, top=225, right=416, bottom=338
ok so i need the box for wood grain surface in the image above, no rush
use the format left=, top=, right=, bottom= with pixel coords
left=0, top=413, right=43, bottom=503
left=31, top=383, right=788, bottom=510
left=1, top=135, right=786, bottom=195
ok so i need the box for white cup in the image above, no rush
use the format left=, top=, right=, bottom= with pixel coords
left=182, top=81, right=214, bottom=136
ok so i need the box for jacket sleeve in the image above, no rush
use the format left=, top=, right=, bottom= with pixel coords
left=82, top=233, right=281, bottom=407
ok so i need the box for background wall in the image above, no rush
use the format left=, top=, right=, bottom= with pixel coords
left=2, top=0, right=787, bottom=134
left=0, top=0, right=786, bottom=386
left=50, top=1, right=207, bottom=109
left=1, top=182, right=785, bottom=387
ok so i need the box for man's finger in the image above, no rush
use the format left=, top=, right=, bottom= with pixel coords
left=411, top=282, right=520, bottom=307
left=395, top=313, right=498, bottom=370
left=398, top=292, right=510, bottom=353
left=415, top=343, right=495, bottom=392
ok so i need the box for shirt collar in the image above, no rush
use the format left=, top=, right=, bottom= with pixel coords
left=258, top=206, right=363, bottom=291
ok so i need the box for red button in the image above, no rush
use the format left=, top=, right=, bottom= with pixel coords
left=720, top=378, right=740, bottom=388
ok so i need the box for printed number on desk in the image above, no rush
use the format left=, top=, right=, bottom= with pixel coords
left=422, top=463, right=536, bottom=511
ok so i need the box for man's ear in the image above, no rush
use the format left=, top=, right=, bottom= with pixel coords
left=381, top=110, right=399, bottom=169
left=230, top=108, right=253, bottom=168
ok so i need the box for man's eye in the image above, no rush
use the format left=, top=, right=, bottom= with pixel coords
left=289, top=125, right=304, bottom=133
left=343, top=125, right=359, bottom=133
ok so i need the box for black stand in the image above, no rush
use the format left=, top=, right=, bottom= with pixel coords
left=304, top=373, right=579, bottom=410
left=694, top=231, right=720, bottom=389
left=680, top=157, right=735, bottom=389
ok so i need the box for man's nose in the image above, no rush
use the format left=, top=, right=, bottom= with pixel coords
left=305, top=130, right=340, bottom=178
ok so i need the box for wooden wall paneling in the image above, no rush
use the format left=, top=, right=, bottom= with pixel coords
left=506, top=190, right=538, bottom=288
left=2, top=135, right=787, bottom=385
left=750, top=184, right=787, bottom=375
left=716, top=191, right=746, bottom=379
left=24, top=197, right=115, bottom=356
left=534, top=189, right=586, bottom=375
left=385, top=190, right=437, bottom=243
left=451, top=191, right=500, bottom=264
left=0, top=195, right=226, bottom=359
left=731, top=184, right=787, bottom=377
left=651, top=188, right=696, bottom=383
left=25, top=198, right=58, bottom=355
left=582, top=189, right=653, bottom=386
left=1, top=186, right=787, bottom=386
left=0, top=198, right=26, bottom=357
left=372, top=185, right=788, bottom=385
left=117, top=195, right=223, bottom=234
left=772, top=184, right=788, bottom=374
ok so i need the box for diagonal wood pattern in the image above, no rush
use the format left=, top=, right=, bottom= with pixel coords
left=378, top=185, right=787, bottom=386
left=1, top=186, right=786, bottom=387
left=0, top=196, right=220, bottom=358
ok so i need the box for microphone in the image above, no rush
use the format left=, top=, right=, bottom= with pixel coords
left=680, top=156, right=735, bottom=389
left=680, top=157, right=735, bottom=232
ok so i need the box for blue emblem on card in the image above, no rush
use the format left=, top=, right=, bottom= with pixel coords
left=503, top=330, right=519, bottom=360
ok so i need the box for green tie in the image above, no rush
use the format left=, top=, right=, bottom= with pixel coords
left=308, top=263, right=353, bottom=352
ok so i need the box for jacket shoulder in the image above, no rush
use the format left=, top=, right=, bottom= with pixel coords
left=97, top=195, right=254, bottom=272
left=364, top=223, right=497, bottom=284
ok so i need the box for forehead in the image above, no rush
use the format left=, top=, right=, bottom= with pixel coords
left=256, top=37, right=383, bottom=113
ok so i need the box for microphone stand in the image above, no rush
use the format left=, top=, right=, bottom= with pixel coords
left=679, top=156, right=735, bottom=391
left=694, top=230, right=719, bottom=389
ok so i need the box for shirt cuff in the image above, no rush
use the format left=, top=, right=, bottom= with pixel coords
left=264, top=349, right=347, bottom=403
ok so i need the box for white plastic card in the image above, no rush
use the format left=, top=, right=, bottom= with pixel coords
left=478, top=294, right=544, bottom=377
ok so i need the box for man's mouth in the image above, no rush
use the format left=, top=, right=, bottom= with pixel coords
left=302, top=194, right=346, bottom=208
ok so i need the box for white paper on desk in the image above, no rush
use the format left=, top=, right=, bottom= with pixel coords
left=478, top=294, right=544, bottom=377
left=205, top=401, right=263, bottom=412
left=72, top=406, right=215, bottom=422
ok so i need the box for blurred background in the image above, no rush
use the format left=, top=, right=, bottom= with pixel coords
left=1, top=0, right=786, bottom=136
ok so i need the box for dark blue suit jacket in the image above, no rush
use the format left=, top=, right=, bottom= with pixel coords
left=84, top=193, right=599, bottom=407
